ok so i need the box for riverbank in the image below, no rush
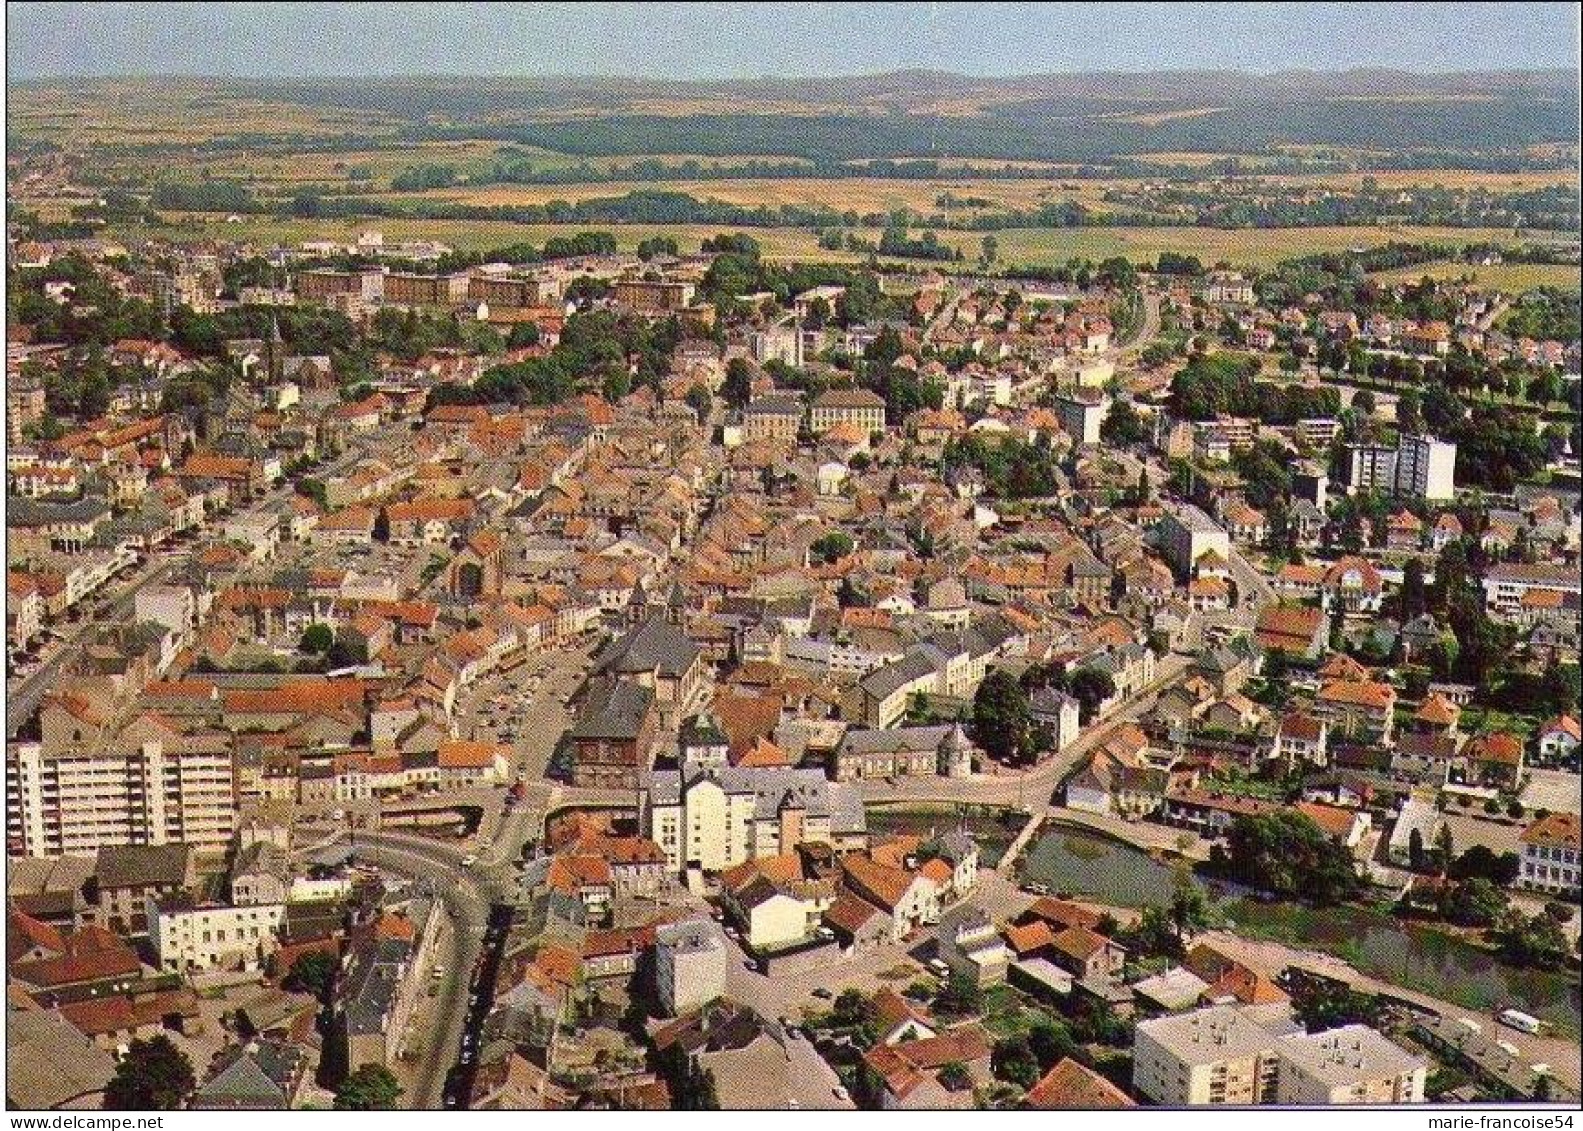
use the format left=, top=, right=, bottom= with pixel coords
left=1018, top=823, right=1582, bottom=1037
left=1198, top=929, right=1582, bottom=1091
left=864, top=801, right=1026, bottom=868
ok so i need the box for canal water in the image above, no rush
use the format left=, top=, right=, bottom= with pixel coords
left=1020, top=823, right=1582, bottom=1036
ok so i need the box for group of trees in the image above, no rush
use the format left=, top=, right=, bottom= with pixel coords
left=433, top=308, right=683, bottom=409
left=1209, top=810, right=1362, bottom=905
left=972, top=670, right=1042, bottom=765
left=1169, top=350, right=1341, bottom=424
left=941, top=433, right=1064, bottom=499
left=9, top=253, right=164, bottom=348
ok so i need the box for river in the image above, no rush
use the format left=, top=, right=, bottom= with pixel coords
left=1020, top=823, right=1582, bottom=1036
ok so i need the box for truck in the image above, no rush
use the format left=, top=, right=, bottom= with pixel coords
left=1497, top=1009, right=1542, bottom=1035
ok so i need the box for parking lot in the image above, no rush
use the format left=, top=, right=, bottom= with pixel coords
left=454, top=635, right=600, bottom=784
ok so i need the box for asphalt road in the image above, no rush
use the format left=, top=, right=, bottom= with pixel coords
left=7, top=445, right=367, bottom=737
left=344, top=830, right=495, bottom=1110
left=6, top=557, right=178, bottom=733
left=855, top=652, right=1192, bottom=814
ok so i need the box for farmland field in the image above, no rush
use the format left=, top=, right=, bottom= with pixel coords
left=1367, top=259, right=1582, bottom=291
left=78, top=211, right=1572, bottom=273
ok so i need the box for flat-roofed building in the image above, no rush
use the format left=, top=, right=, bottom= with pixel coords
left=1274, top=1025, right=1426, bottom=1105
left=1133, top=1005, right=1282, bottom=1106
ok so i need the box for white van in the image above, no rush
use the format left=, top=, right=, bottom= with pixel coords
left=1498, top=1009, right=1542, bottom=1035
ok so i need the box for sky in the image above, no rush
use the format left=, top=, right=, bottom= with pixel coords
left=6, top=2, right=1579, bottom=80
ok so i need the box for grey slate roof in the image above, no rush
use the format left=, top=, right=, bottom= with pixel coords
left=569, top=681, right=656, bottom=742
left=645, top=765, right=865, bottom=834
left=595, top=612, right=701, bottom=679
left=6, top=494, right=111, bottom=527
left=94, top=844, right=190, bottom=891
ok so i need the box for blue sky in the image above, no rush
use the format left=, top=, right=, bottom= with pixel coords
left=7, top=2, right=1578, bottom=79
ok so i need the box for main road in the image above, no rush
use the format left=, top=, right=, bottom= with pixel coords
left=6, top=444, right=369, bottom=737
left=335, top=829, right=503, bottom=1110
left=856, top=652, right=1191, bottom=814
left=6, top=557, right=179, bottom=733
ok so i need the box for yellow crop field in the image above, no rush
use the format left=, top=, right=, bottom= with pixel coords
left=393, top=177, right=1123, bottom=214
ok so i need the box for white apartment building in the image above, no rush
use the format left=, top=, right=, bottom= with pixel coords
left=1347, top=435, right=1456, bottom=501
left=1519, top=813, right=1580, bottom=896
left=1054, top=390, right=1107, bottom=446
left=1274, top=1026, right=1426, bottom=1105
left=6, top=739, right=236, bottom=857
left=149, top=898, right=286, bottom=973
left=1157, top=505, right=1231, bottom=578
left=640, top=763, right=866, bottom=874
left=1134, top=1006, right=1425, bottom=1107
left=1134, top=1005, right=1283, bottom=1105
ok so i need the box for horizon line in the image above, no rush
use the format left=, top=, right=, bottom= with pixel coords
left=10, top=64, right=1581, bottom=85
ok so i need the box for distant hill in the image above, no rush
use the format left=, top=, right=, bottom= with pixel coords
left=10, top=69, right=1578, bottom=165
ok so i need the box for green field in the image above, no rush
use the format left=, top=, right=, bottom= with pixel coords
left=1369, top=259, right=1581, bottom=292
left=85, top=212, right=1574, bottom=274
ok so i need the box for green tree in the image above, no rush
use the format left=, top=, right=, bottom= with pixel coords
left=299, top=624, right=335, bottom=655
left=831, top=988, right=875, bottom=1030
left=938, top=1061, right=973, bottom=1092
left=104, top=1035, right=195, bottom=1110
left=1100, top=398, right=1150, bottom=446
left=1213, top=811, right=1361, bottom=905
left=991, top=1034, right=1041, bottom=1089
left=284, top=950, right=338, bottom=999
left=1066, top=668, right=1117, bottom=724
left=1026, top=1017, right=1076, bottom=1070
left=1438, top=877, right=1509, bottom=927
left=334, top=1064, right=402, bottom=1110
left=1400, top=557, right=1428, bottom=622
left=1289, top=977, right=1382, bottom=1032
left=810, top=531, right=855, bottom=564
left=972, top=670, right=1035, bottom=764
left=1168, top=876, right=1211, bottom=948
left=934, top=971, right=983, bottom=1017
left=722, top=357, right=754, bottom=410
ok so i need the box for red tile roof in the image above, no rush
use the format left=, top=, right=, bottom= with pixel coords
left=1025, top=1057, right=1135, bottom=1109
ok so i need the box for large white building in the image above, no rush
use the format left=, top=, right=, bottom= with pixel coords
left=1519, top=812, right=1580, bottom=896
left=1157, top=505, right=1231, bottom=579
left=1133, top=1006, right=1425, bottom=1107
left=654, top=917, right=729, bottom=1016
left=149, top=897, right=286, bottom=973
left=1346, top=435, right=1456, bottom=501
left=639, top=762, right=866, bottom=875
left=1274, top=1026, right=1427, bottom=1105
left=7, top=738, right=236, bottom=857
left=1054, top=390, right=1107, bottom=446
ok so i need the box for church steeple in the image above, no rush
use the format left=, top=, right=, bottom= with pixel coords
left=265, top=313, right=284, bottom=384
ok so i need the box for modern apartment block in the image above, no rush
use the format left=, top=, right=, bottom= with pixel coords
left=1346, top=434, right=1457, bottom=501
left=1133, top=1006, right=1425, bottom=1107
left=6, top=739, right=236, bottom=857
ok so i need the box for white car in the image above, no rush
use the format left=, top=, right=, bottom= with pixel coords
left=460, top=854, right=478, bottom=868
